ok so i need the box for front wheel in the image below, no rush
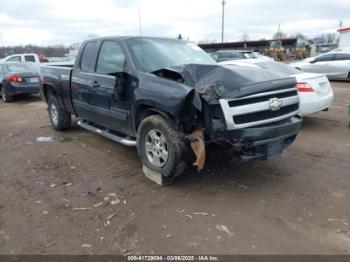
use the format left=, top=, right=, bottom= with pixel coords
left=48, top=95, right=71, bottom=130
left=137, top=115, right=188, bottom=185
left=1, top=86, right=13, bottom=102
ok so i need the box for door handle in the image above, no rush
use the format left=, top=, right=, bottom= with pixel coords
left=91, top=80, right=100, bottom=88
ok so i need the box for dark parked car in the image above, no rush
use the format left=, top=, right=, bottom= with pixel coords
left=0, top=62, right=40, bottom=102
left=210, top=50, right=259, bottom=62
left=41, top=36, right=301, bottom=185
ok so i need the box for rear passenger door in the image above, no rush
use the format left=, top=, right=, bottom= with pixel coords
left=331, top=53, right=350, bottom=77
left=71, top=40, right=100, bottom=120
left=89, top=40, right=129, bottom=133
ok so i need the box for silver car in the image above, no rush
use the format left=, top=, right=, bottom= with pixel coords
left=291, top=51, right=350, bottom=80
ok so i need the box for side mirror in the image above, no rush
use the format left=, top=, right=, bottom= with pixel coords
left=310, top=58, right=317, bottom=64
left=113, top=72, right=126, bottom=100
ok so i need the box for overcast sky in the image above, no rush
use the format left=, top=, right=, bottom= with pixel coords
left=0, top=0, right=349, bottom=46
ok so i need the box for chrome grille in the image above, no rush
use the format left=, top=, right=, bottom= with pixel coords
left=219, top=88, right=300, bottom=130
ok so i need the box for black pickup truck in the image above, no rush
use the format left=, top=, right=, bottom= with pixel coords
left=41, top=36, right=302, bottom=184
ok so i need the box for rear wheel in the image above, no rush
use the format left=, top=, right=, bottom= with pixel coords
left=48, top=95, right=71, bottom=130
left=1, top=86, right=13, bottom=102
left=137, top=115, right=188, bottom=185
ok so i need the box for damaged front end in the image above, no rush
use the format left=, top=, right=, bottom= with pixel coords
left=153, top=63, right=302, bottom=168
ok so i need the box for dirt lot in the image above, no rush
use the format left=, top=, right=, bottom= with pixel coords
left=0, top=81, right=349, bottom=255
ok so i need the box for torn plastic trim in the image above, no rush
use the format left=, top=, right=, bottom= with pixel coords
left=184, top=129, right=206, bottom=171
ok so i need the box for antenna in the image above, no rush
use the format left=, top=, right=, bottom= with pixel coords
left=138, top=5, right=145, bottom=71
left=138, top=6, right=143, bottom=37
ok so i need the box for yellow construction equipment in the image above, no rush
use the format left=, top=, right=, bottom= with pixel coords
left=264, top=40, right=286, bottom=61
left=288, top=42, right=309, bottom=60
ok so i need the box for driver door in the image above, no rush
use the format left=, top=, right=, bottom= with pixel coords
left=306, top=53, right=336, bottom=75
left=89, top=40, right=130, bottom=134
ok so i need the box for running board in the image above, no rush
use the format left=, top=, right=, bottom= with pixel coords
left=77, top=120, right=136, bottom=147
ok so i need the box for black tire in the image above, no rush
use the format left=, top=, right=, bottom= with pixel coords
left=137, top=115, right=188, bottom=184
left=1, top=86, right=13, bottom=102
left=48, top=95, right=71, bottom=130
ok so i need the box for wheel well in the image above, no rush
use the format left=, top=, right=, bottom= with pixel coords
left=43, top=84, right=57, bottom=101
left=135, top=105, right=176, bottom=132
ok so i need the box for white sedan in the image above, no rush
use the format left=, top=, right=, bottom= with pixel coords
left=290, top=50, right=350, bottom=80
left=220, top=60, right=334, bottom=116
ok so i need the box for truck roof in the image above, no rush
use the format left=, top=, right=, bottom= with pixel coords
left=84, top=36, right=188, bottom=42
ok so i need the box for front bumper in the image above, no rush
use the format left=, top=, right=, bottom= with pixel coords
left=212, top=115, right=302, bottom=160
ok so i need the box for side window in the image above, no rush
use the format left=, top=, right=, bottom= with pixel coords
left=316, top=54, right=334, bottom=62
left=218, top=53, right=225, bottom=59
left=25, top=55, right=35, bottom=62
left=7, top=56, right=21, bottom=62
left=80, top=41, right=99, bottom=73
left=219, top=52, right=233, bottom=59
left=96, top=41, right=125, bottom=75
left=334, top=53, right=350, bottom=61
left=226, top=52, right=239, bottom=60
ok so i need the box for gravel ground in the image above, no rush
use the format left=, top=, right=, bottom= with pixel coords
left=0, top=81, right=349, bottom=255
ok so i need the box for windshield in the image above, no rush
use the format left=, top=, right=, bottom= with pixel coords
left=5, top=63, right=39, bottom=73
left=270, top=41, right=281, bottom=48
left=127, top=38, right=216, bottom=72
left=242, top=52, right=257, bottom=59
left=255, top=61, right=301, bottom=75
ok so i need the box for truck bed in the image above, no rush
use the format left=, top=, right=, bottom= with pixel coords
left=40, top=64, right=75, bottom=114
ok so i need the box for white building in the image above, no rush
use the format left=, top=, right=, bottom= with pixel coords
left=338, top=27, right=350, bottom=48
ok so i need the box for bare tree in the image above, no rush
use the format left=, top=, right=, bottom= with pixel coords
left=290, top=32, right=309, bottom=41
left=85, top=34, right=99, bottom=40
left=241, top=33, right=249, bottom=41
left=323, top=33, right=339, bottom=44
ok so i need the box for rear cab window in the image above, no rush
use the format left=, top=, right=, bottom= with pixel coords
left=25, top=55, right=36, bottom=62
left=80, top=41, right=99, bottom=73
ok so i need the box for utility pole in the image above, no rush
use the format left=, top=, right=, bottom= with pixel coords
left=339, top=19, right=343, bottom=32
left=221, top=0, right=226, bottom=44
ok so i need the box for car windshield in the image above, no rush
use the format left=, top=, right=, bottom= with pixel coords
left=255, top=61, right=301, bottom=75
left=5, top=63, right=39, bottom=73
left=127, top=38, right=216, bottom=72
left=270, top=41, right=281, bottom=48
left=242, top=52, right=257, bottom=59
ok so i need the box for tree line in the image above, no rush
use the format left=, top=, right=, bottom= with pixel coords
left=0, top=44, right=74, bottom=59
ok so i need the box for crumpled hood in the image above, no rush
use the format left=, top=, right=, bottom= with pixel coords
left=161, top=63, right=297, bottom=104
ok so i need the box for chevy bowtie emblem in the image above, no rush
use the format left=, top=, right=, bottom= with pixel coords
left=269, top=98, right=282, bottom=111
